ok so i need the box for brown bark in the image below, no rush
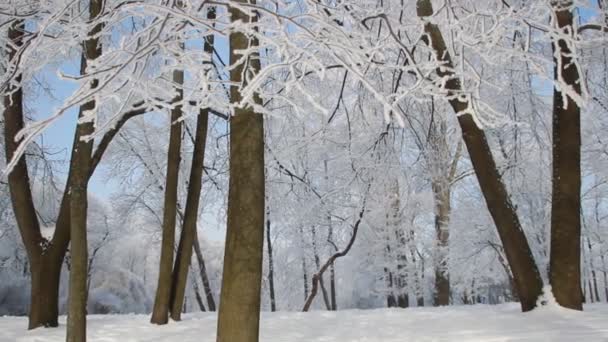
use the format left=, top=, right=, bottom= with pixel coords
left=416, top=0, right=543, bottom=312
left=150, top=69, right=184, bottom=325
left=169, top=7, right=216, bottom=319
left=549, top=1, right=583, bottom=311
left=66, top=0, right=103, bottom=340
left=169, top=104, right=209, bottom=321
left=216, top=1, right=265, bottom=341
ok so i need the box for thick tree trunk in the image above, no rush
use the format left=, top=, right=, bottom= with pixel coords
left=29, top=258, right=62, bottom=328
left=66, top=1, right=103, bottom=340
left=169, top=106, right=209, bottom=321
left=416, top=0, right=543, bottom=312
left=266, top=206, right=277, bottom=312
left=216, top=2, right=265, bottom=341
left=193, top=231, right=216, bottom=311
left=549, top=2, right=583, bottom=311
left=151, top=69, right=184, bottom=325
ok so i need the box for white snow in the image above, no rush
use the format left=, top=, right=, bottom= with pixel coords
left=2, top=303, right=608, bottom=341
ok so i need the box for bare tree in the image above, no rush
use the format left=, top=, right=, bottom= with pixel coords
left=416, top=0, right=543, bottom=311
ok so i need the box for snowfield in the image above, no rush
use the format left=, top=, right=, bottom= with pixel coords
left=2, top=304, right=607, bottom=342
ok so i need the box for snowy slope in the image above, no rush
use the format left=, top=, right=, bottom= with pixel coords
left=2, top=303, right=607, bottom=342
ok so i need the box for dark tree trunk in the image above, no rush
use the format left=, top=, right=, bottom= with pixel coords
left=329, top=262, right=337, bottom=310
left=191, top=274, right=206, bottom=312
left=312, top=226, right=332, bottom=310
left=216, top=2, right=265, bottom=340
left=324, top=160, right=337, bottom=311
left=151, top=69, right=184, bottom=325
left=169, top=106, right=209, bottom=321
left=549, top=2, right=583, bottom=311
left=169, top=7, right=215, bottom=319
left=2, top=20, right=61, bottom=330
left=28, top=257, right=62, bottom=328
left=395, top=229, right=409, bottom=308
left=266, top=205, right=277, bottom=312
left=193, top=231, right=216, bottom=311
left=416, top=0, right=543, bottom=312
left=299, top=226, right=309, bottom=301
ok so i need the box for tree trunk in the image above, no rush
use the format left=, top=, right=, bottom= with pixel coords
left=66, top=1, right=103, bottom=340
left=432, top=182, right=450, bottom=306
left=193, top=231, right=216, bottom=311
left=299, top=226, right=309, bottom=301
left=2, top=20, right=60, bottom=330
left=191, top=274, right=206, bottom=312
left=312, top=226, right=332, bottom=310
left=28, top=257, right=62, bottom=328
left=150, top=69, right=184, bottom=325
left=216, top=1, right=265, bottom=340
left=169, top=107, right=209, bottom=321
left=549, top=2, right=583, bottom=311
left=266, top=205, right=277, bottom=312
left=416, top=0, right=543, bottom=312
left=169, top=6, right=216, bottom=320
left=324, top=160, right=337, bottom=311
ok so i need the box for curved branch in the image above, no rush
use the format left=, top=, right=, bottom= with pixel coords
left=302, top=186, right=370, bottom=312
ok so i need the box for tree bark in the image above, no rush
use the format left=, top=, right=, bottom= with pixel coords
left=312, top=226, right=332, bottom=310
left=191, top=273, right=207, bottom=312
left=299, top=226, right=309, bottom=301
left=266, top=205, right=277, bottom=312
left=169, top=7, right=216, bottom=319
left=216, top=1, right=265, bottom=341
left=150, top=69, right=184, bottom=325
left=1, top=20, right=61, bottom=330
left=432, top=181, right=450, bottom=306
left=416, top=0, right=543, bottom=312
left=66, top=0, right=103, bottom=340
left=169, top=104, right=209, bottom=321
left=549, top=1, right=583, bottom=310
left=193, top=230, right=216, bottom=311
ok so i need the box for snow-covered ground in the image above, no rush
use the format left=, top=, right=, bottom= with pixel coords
left=2, top=303, right=607, bottom=341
